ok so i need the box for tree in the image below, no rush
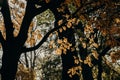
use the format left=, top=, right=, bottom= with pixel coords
left=0, top=0, right=50, bottom=79
left=0, top=0, right=120, bottom=80
left=48, top=0, right=120, bottom=80
left=74, top=0, right=120, bottom=80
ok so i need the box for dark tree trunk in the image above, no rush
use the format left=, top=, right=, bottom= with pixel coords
left=61, top=50, right=79, bottom=80
left=0, top=0, right=47, bottom=80
left=97, top=56, right=102, bottom=80
left=49, top=2, right=80, bottom=79
left=97, top=46, right=111, bottom=80
left=79, top=46, right=94, bottom=80
left=81, top=64, right=94, bottom=80
left=59, top=28, right=79, bottom=80
left=0, top=47, right=21, bottom=80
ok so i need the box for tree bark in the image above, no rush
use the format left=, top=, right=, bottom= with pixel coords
left=97, top=56, right=102, bottom=80
left=61, top=50, right=79, bottom=80
left=0, top=46, right=21, bottom=80
left=49, top=2, right=80, bottom=79
left=81, top=64, right=93, bottom=80
left=79, top=46, right=94, bottom=80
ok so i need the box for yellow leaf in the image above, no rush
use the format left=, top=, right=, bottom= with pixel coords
left=49, top=33, right=53, bottom=37
left=78, top=66, right=82, bottom=70
left=67, top=22, right=72, bottom=28
left=62, top=26, right=67, bottom=31
left=63, top=37, right=68, bottom=43
left=37, top=33, right=42, bottom=40
left=79, top=59, right=83, bottom=62
left=58, top=20, right=63, bottom=26
left=63, top=48, right=67, bottom=54
left=71, top=47, right=75, bottom=52
left=92, top=43, right=99, bottom=48
left=74, top=59, right=79, bottom=64
left=79, top=37, right=83, bottom=41
left=13, top=30, right=19, bottom=37
left=49, top=45, right=53, bottom=49
left=57, top=39, right=62, bottom=44
left=50, top=40, right=54, bottom=45
left=84, top=56, right=93, bottom=67
left=26, top=38, right=30, bottom=44
left=55, top=48, right=62, bottom=55
left=92, top=50, right=99, bottom=60
left=30, top=38, right=36, bottom=46
left=59, top=28, right=63, bottom=33
left=55, top=31, right=58, bottom=36
left=82, top=42, right=86, bottom=48
left=115, top=18, right=120, bottom=23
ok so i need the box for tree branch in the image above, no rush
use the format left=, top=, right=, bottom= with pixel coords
left=21, top=1, right=93, bottom=53
left=22, top=1, right=107, bottom=53
left=100, top=46, right=111, bottom=57
left=34, top=4, right=49, bottom=16
left=26, top=0, right=49, bottom=17
left=1, top=0, right=14, bottom=40
left=17, top=0, right=49, bottom=43
left=22, top=22, right=66, bottom=52
left=33, top=0, right=65, bottom=16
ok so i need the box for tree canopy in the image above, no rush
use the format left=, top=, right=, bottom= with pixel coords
left=0, top=0, right=120, bottom=80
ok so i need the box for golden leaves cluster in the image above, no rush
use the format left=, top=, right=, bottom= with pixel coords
left=57, top=5, right=65, bottom=12
left=84, top=55, right=93, bottom=67
left=110, top=50, right=120, bottom=63
left=101, top=28, right=108, bottom=37
left=26, top=29, right=42, bottom=47
left=16, top=64, right=36, bottom=80
left=67, top=18, right=77, bottom=28
left=79, top=23, right=100, bottom=61
left=115, top=18, right=120, bottom=23
left=67, top=66, right=82, bottom=78
left=84, top=24, right=94, bottom=38
left=73, top=56, right=83, bottom=65
left=91, top=50, right=99, bottom=60
left=55, top=37, right=72, bottom=55
left=49, top=40, right=57, bottom=49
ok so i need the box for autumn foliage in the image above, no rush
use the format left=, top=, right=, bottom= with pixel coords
left=0, top=0, right=120, bottom=80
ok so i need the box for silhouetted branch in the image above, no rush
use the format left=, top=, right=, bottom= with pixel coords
left=34, top=4, right=49, bottom=16
left=22, top=22, right=66, bottom=52
left=100, top=46, right=111, bottom=56
left=24, top=52, right=29, bottom=68
left=1, top=0, right=14, bottom=39
left=33, top=0, right=46, bottom=6
left=22, top=1, right=106, bottom=53
left=17, top=0, right=48, bottom=43
left=33, top=0, right=65, bottom=16
left=97, top=46, right=111, bottom=80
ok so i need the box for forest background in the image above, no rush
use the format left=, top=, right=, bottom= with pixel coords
left=0, top=0, right=120, bottom=80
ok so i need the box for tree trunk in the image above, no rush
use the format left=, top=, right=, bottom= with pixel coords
left=79, top=46, right=94, bottom=80
left=0, top=46, right=21, bottom=80
left=97, top=56, right=102, bottom=80
left=61, top=51, right=79, bottom=80
left=49, top=1, right=80, bottom=79
left=81, top=64, right=93, bottom=80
